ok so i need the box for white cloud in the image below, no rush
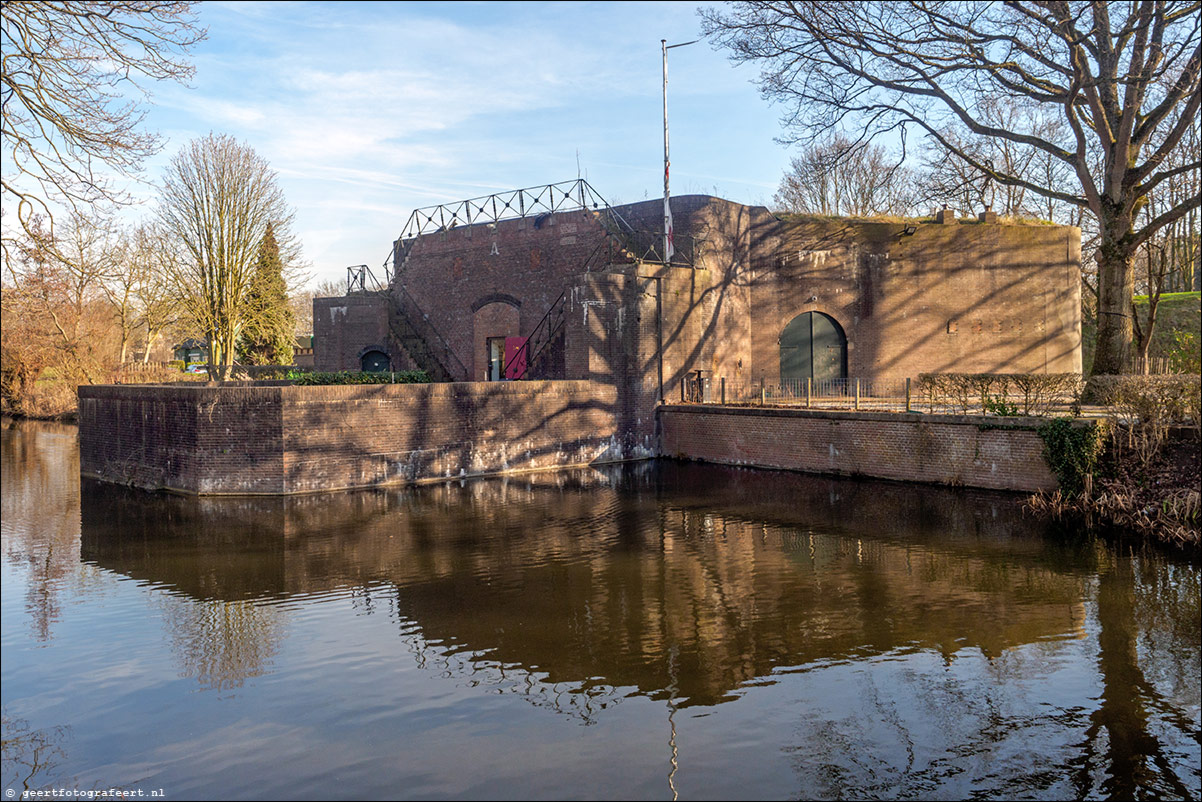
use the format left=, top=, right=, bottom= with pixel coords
left=130, top=2, right=789, bottom=286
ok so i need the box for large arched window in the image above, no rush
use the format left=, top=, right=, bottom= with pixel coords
left=779, top=312, right=847, bottom=383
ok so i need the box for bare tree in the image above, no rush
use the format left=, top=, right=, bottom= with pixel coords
left=1131, top=115, right=1201, bottom=365
left=702, top=1, right=1201, bottom=377
left=99, top=230, right=139, bottom=365
left=129, top=223, right=182, bottom=362
left=98, top=220, right=182, bottom=364
left=920, top=96, right=1080, bottom=220
left=1, top=2, right=204, bottom=259
left=289, top=278, right=345, bottom=338
left=156, top=134, right=297, bottom=380
left=775, top=133, right=916, bottom=216
left=1, top=213, right=115, bottom=387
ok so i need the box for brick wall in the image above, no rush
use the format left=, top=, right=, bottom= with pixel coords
left=395, top=208, right=613, bottom=378
left=280, top=380, right=626, bottom=493
left=80, top=382, right=1070, bottom=494
left=747, top=216, right=1082, bottom=384
left=79, top=381, right=631, bottom=494
left=659, top=404, right=1062, bottom=492
left=317, top=195, right=1081, bottom=396
left=313, top=294, right=391, bottom=372
left=78, top=383, right=286, bottom=493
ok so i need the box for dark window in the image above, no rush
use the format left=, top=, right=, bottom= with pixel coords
left=360, top=350, right=390, bottom=372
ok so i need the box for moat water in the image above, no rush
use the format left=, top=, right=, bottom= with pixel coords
left=2, top=418, right=1199, bottom=801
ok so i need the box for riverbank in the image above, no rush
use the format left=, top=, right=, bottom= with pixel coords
left=1, top=366, right=204, bottom=421
left=1029, top=428, right=1201, bottom=550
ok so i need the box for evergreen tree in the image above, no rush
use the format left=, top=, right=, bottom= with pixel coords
left=237, top=223, right=294, bottom=365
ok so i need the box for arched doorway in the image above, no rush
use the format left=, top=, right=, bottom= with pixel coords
left=779, top=312, right=847, bottom=384
left=360, top=349, right=390, bottom=372
left=472, top=297, right=521, bottom=380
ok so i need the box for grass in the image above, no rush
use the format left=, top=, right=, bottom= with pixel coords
left=1082, top=291, right=1201, bottom=373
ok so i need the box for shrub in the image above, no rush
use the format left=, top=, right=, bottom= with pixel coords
left=228, top=365, right=293, bottom=380
left=1090, top=374, right=1201, bottom=471
left=1168, top=331, right=1201, bottom=374
left=918, top=373, right=973, bottom=413
left=1008, top=373, right=1085, bottom=415
left=0, top=351, right=42, bottom=416
left=917, top=372, right=1082, bottom=415
left=1089, top=374, right=1201, bottom=426
left=288, top=370, right=431, bottom=386
left=1037, top=417, right=1108, bottom=495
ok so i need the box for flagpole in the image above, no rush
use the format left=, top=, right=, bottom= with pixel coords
left=662, top=39, right=697, bottom=265
left=662, top=39, right=671, bottom=264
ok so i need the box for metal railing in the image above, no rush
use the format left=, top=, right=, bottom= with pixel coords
left=401, top=179, right=610, bottom=239
left=615, top=230, right=703, bottom=267
left=394, top=283, right=469, bottom=381
left=347, top=263, right=387, bottom=294
left=384, top=179, right=705, bottom=275
left=683, top=376, right=917, bottom=411
left=677, top=375, right=1079, bottom=415
left=387, top=179, right=639, bottom=273
left=344, top=263, right=467, bottom=381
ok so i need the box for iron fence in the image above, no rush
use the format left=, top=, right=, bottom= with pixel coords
left=387, top=179, right=638, bottom=272
left=677, top=375, right=1081, bottom=416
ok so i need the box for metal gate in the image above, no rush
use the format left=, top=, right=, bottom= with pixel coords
left=779, top=312, right=847, bottom=383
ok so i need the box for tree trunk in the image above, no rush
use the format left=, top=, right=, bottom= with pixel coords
left=1090, top=211, right=1137, bottom=377
left=140, top=330, right=155, bottom=364
left=209, top=331, right=235, bottom=381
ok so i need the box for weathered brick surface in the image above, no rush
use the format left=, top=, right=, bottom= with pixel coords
left=280, top=380, right=627, bottom=493
left=748, top=217, right=1082, bottom=383
left=313, top=294, right=391, bottom=372
left=79, top=384, right=286, bottom=493
left=80, top=381, right=627, bottom=494
left=658, top=404, right=1061, bottom=492
left=317, top=196, right=1081, bottom=415
left=394, top=208, right=612, bottom=379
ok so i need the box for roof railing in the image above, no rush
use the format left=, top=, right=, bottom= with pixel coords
left=385, top=179, right=637, bottom=274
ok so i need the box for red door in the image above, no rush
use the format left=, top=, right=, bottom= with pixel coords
left=503, top=336, right=527, bottom=380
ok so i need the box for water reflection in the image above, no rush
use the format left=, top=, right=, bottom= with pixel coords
left=1, top=712, right=69, bottom=793
left=1076, top=552, right=1200, bottom=800
left=78, top=466, right=1095, bottom=707
left=3, top=417, right=1197, bottom=800
left=1, top=419, right=94, bottom=641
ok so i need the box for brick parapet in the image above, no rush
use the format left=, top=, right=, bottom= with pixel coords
left=80, top=381, right=631, bottom=495
left=658, top=403, right=1063, bottom=492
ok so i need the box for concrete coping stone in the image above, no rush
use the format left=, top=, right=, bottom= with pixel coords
left=658, top=403, right=1096, bottom=429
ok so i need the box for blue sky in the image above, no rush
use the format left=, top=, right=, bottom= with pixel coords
left=135, top=1, right=792, bottom=288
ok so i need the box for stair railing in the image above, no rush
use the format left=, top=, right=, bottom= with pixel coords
left=394, top=283, right=469, bottom=382
left=502, top=291, right=567, bottom=380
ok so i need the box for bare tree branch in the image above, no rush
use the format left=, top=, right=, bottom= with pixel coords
left=702, top=0, right=1201, bottom=375
left=1, top=1, right=204, bottom=259
left=156, top=134, right=298, bottom=380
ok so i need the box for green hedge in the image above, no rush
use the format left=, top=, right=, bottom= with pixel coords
left=287, top=369, right=431, bottom=386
